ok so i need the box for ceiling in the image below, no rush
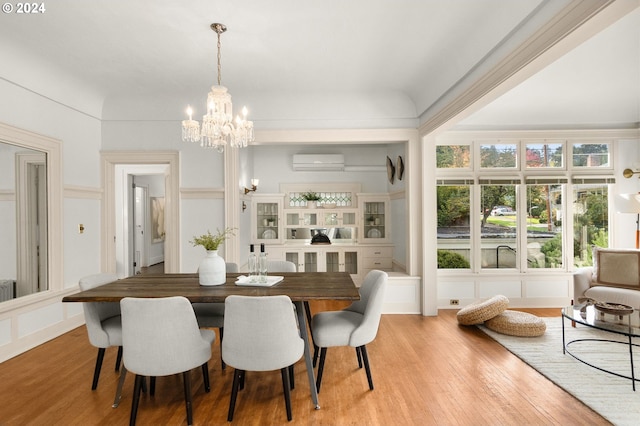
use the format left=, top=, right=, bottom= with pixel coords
left=0, top=0, right=638, bottom=129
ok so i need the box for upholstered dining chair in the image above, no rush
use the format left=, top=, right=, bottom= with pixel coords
left=79, top=273, right=121, bottom=390
left=192, top=262, right=238, bottom=370
left=267, top=260, right=297, bottom=273
left=120, top=296, right=215, bottom=426
left=311, top=269, right=387, bottom=393
left=222, top=295, right=304, bottom=422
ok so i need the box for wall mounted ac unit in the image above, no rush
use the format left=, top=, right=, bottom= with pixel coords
left=292, top=154, right=344, bottom=171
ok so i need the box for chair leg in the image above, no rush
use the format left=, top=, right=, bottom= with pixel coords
left=130, top=374, right=144, bottom=426
left=281, top=367, right=293, bottom=421
left=315, top=347, right=327, bottom=393
left=288, top=365, right=295, bottom=390
left=202, top=362, right=211, bottom=392
left=219, top=327, right=226, bottom=370
left=91, top=348, right=106, bottom=390
left=359, top=345, right=374, bottom=390
left=313, top=344, right=319, bottom=367
left=182, top=371, right=193, bottom=426
left=356, top=346, right=363, bottom=368
left=149, top=376, right=156, bottom=396
left=115, top=346, right=123, bottom=372
left=228, top=369, right=244, bottom=422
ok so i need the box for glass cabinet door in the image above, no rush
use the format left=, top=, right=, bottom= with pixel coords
left=286, top=212, right=316, bottom=226
left=342, top=212, right=356, bottom=226
left=286, top=251, right=318, bottom=272
left=256, top=202, right=279, bottom=241
left=325, top=249, right=358, bottom=274
left=363, top=201, right=386, bottom=239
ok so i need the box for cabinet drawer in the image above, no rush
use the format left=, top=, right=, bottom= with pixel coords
left=362, top=257, right=392, bottom=269
left=360, top=246, right=393, bottom=258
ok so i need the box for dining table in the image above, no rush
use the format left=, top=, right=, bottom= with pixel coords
left=62, top=271, right=360, bottom=409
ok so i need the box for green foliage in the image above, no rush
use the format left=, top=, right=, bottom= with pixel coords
left=437, top=250, right=470, bottom=269
left=301, top=191, right=321, bottom=201
left=437, top=186, right=470, bottom=227
left=540, top=234, right=562, bottom=267
left=480, top=145, right=517, bottom=168
left=436, top=145, right=470, bottom=168
left=190, top=228, right=235, bottom=251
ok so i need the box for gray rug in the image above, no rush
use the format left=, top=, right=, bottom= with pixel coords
left=479, top=317, right=640, bottom=426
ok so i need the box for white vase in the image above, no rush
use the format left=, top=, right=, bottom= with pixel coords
left=307, top=200, right=317, bottom=209
left=198, top=250, right=226, bottom=286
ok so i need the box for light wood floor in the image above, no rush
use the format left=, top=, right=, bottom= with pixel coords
left=0, top=305, right=610, bottom=425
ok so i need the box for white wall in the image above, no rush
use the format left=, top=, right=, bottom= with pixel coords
left=0, top=76, right=102, bottom=361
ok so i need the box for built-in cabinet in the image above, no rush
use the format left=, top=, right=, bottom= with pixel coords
left=359, top=194, right=390, bottom=243
left=252, top=196, right=283, bottom=243
left=253, top=192, right=392, bottom=285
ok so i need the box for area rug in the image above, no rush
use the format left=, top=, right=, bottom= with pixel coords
left=478, top=317, right=640, bottom=426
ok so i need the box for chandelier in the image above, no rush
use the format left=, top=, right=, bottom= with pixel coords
left=182, top=23, right=254, bottom=152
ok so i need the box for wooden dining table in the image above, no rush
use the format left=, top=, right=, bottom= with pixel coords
left=63, top=271, right=360, bottom=409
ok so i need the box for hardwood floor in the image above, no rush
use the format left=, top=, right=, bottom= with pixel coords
left=0, top=305, right=610, bottom=425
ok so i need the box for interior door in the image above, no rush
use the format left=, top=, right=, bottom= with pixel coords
left=133, top=185, right=147, bottom=275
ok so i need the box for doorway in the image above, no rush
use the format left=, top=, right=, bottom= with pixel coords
left=101, top=152, right=180, bottom=277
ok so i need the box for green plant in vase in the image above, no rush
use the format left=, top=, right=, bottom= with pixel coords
left=301, top=191, right=321, bottom=208
left=190, top=227, right=235, bottom=251
left=191, top=227, right=236, bottom=286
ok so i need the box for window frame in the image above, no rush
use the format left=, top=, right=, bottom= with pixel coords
left=436, top=138, right=616, bottom=274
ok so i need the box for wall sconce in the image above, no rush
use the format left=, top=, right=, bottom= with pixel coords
left=624, top=169, right=640, bottom=179
left=244, top=178, right=259, bottom=194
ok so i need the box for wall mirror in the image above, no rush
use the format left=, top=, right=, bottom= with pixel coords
left=0, top=122, right=61, bottom=307
left=0, top=140, right=48, bottom=301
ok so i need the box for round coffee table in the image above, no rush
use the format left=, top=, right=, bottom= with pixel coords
left=562, top=304, right=640, bottom=390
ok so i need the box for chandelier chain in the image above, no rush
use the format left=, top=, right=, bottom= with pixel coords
left=216, top=28, right=222, bottom=86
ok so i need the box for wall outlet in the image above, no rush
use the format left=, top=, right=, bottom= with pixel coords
left=449, top=299, right=459, bottom=305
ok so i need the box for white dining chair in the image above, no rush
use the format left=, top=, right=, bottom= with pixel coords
left=267, top=260, right=297, bottom=273
left=192, top=262, right=238, bottom=370
left=222, top=295, right=304, bottom=422
left=79, top=273, right=121, bottom=390
left=311, top=270, right=387, bottom=392
left=121, top=296, right=215, bottom=426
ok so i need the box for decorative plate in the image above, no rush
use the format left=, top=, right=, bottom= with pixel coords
left=386, top=156, right=395, bottom=184
left=594, top=301, right=634, bottom=316
left=261, top=229, right=276, bottom=239
left=367, top=228, right=381, bottom=238
left=397, top=155, right=405, bottom=180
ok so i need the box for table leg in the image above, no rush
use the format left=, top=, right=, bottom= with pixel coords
left=294, top=300, right=320, bottom=409
left=629, top=320, right=636, bottom=391
left=112, top=365, right=127, bottom=408
left=561, top=316, right=566, bottom=354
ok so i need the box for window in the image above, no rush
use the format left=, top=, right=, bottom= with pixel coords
left=436, top=183, right=471, bottom=269
left=436, top=139, right=614, bottom=271
left=436, top=145, right=470, bottom=169
left=480, top=182, right=517, bottom=269
left=526, top=142, right=563, bottom=168
left=526, top=181, right=565, bottom=269
left=480, top=143, right=517, bottom=168
left=573, top=181, right=611, bottom=267
left=572, top=143, right=610, bottom=168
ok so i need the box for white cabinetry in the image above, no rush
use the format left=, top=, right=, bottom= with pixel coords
left=251, top=195, right=284, bottom=243
left=360, top=245, right=393, bottom=282
left=359, top=194, right=390, bottom=243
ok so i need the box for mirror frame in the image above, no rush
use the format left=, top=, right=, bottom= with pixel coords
left=0, top=122, right=62, bottom=311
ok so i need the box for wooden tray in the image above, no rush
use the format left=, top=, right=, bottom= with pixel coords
left=594, top=302, right=634, bottom=316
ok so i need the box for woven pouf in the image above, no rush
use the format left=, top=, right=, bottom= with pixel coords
left=456, top=295, right=509, bottom=325
left=485, top=310, right=546, bottom=337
